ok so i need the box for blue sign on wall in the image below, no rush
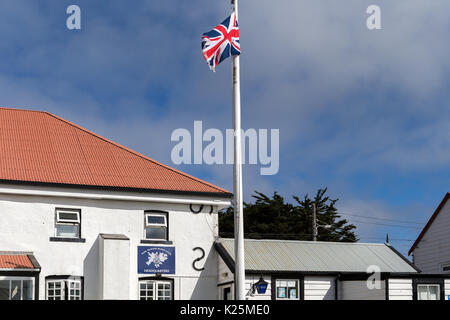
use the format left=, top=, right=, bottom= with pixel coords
left=138, top=246, right=175, bottom=274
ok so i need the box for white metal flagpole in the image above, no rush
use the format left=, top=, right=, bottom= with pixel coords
left=231, top=0, right=246, bottom=300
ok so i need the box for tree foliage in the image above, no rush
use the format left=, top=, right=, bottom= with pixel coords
left=219, top=188, right=358, bottom=242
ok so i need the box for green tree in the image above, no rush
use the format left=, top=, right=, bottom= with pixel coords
left=219, top=188, right=358, bottom=242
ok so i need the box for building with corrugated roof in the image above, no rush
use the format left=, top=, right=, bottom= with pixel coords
left=409, top=193, right=450, bottom=274
left=0, top=107, right=232, bottom=300
left=215, top=238, right=450, bottom=300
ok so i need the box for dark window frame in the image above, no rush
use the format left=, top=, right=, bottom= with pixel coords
left=223, top=286, right=231, bottom=300
left=0, top=276, right=36, bottom=300
left=412, top=278, right=444, bottom=301
left=270, top=275, right=304, bottom=300
left=0, top=271, right=39, bottom=300
left=442, top=264, right=450, bottom=273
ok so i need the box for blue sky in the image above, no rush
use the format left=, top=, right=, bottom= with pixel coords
left=1, top=0, right=449, bottom=256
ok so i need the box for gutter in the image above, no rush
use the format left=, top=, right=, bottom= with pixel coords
left=0, top=186, right=232, bottom=208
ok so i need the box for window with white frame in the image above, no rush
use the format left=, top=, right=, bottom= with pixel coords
left=67, top=279, right=82, bottom=300
left=139, top=280, right=172, bottom=300
left=55, top=208, right=81, bottom=238
left=275, top=279, right=299, bottom=300
left=46, top=277, right=83, bottom=300
left=144, top=212, right=168, bottom=241
left=0, top=277, right=34, bottom=300
left=47, top=280, right=64, bottom=300
left=417, top=284, right=440, bottom=300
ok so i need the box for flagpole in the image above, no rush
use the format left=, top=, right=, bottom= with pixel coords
left=231, top=0, right=246, bottom=300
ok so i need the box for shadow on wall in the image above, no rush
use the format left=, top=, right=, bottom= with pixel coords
left=83, top=237, right=99, bottom=300
left=190, top=247, right=218, bottom=300
left=323, top=286, right=334, bottom=300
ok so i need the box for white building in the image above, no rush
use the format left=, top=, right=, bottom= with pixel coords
left=409, top=193, right=450, bottom=274
left=216, top=238, right=450, bottom=300
left=0, top=107, right=232, bottom=300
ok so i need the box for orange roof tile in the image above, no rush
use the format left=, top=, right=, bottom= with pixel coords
left=0, top=107, right=231, bottom=196
left=0, top=254, right=35, bottom=270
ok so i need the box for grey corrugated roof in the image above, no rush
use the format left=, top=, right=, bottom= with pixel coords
left=217, top=238, right=418, bottom=273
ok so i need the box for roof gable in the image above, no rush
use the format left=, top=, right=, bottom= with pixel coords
left=0, top=107, right=231, bottom=196
left=408, top=192, right=450, bottom=255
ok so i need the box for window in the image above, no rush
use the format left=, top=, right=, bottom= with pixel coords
left=0, top=277, right=34, bottom=300
left=144, top=212, right=168, bottom=241
left=46, top=277, right=83, bottom=300
left=55, top=208, right=81, bottom=238
left=139, top=280, right=172, bottom=300
left=442, top=263, right=450, bottom=273
left=47, top=280, right=64, bottom=300
left=417, top=284, right=440, bottom=300
left=276, top=279, right=299, bottom=300
left=67, top=280, right=82, bottom=300
left=223, top=287, right=232, bottom=300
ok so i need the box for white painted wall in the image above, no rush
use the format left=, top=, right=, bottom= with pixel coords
left=304, top=276, right=335, bottom=300
left=388, top=278, right=413, bottom=300
left=412, top=199, right=450, bottom=273
left=217, top=256, right=234, bottom=285
left=0, top=184, right=229, bottom=300
left=338, top=280, right=385, bottom=300
left=99, top=236, right=130, bottom=300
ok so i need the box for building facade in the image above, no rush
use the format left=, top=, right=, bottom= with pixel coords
left=409, top=193, right=450, bottom=274
left=216, top=238, right=450, bottom=300
left=0, top=108, right=232, bottom=300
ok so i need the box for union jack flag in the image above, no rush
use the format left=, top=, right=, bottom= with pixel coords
left=202, top=12, right=240, bottom=72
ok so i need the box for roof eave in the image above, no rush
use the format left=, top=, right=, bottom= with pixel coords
left=0, top=179, right=233, bottom=199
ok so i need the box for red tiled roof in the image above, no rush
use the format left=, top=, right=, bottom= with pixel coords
left=408, top=192, right=450, bottom=255
left=0, top=254, right=35, bottom=270
left=0, top=107, right=231, bottom=196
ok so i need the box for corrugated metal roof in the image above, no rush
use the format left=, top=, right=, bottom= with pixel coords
left=0, top=254, right=35, bottom=270
left=0, top=107, right=231, bottom=195
left=218, top=238, right=418, bottom=273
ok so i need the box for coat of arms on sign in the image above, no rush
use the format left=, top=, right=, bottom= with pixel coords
left=146, top=252, right=168, bottom=268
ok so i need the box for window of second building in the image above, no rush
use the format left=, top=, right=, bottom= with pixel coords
left=144, top=211, right=168, bottom=241
left=441, top=263, right=450, bottom=274
left=276, top=279, right=299, bottom=300
left=55, top=208, right=81, bottom=238
left=417, top=284, right=440, bottom=300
